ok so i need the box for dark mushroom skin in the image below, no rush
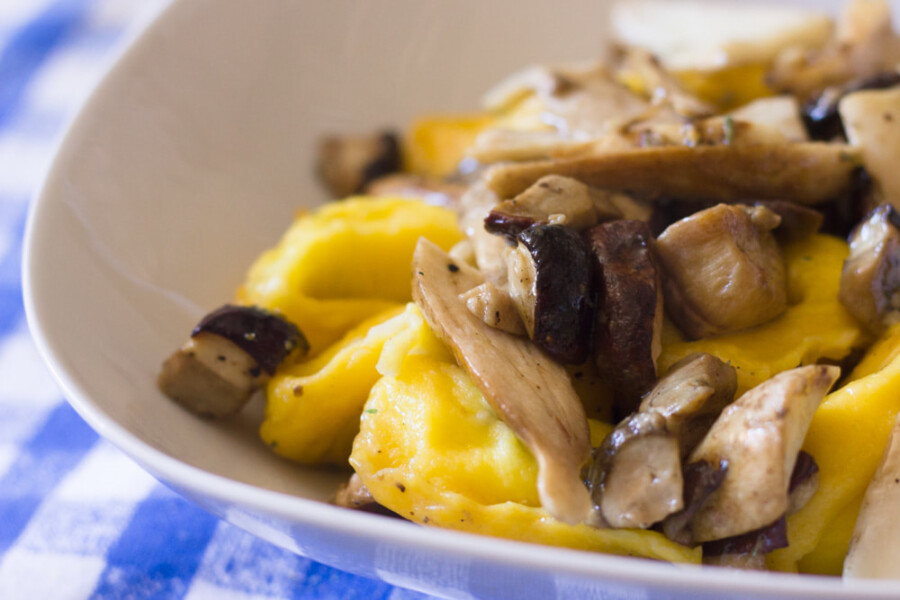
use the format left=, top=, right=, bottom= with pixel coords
left=702, top=516, right=789, bottom=569
left=316, top=131, right=401, bottom=198
left=588, top=411, right=683, bottom=529
left=586, top=220, right=663, bottom=416
left=788, top=451, right=820, bottom=515
left=640, top=352, right=737, bottom=458
left=839, top=204, right=900, bottom=333
left=158, top=305, right=307, bottom=418
left=662, top=460, right=729, bottom=546
left=193, top=305, right=306, bottom=375
left=802, top=71, right=900, bottom=141
left=509, top=225, right=595, bottom=364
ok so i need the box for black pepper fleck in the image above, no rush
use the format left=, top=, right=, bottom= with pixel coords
left=395, top=482, right=406, bottom=493
left=248, top=366, right=262, bottom=378
left=217, top=355, right=226, bottom=362
left=293, top=385, right=304, bottom=396
left=447, top=263, right=459, bottom=273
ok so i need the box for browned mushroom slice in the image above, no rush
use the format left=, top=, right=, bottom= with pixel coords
left=702, top=517, right=789, bottom=569
left=839, top=204, right=900, bottom=333
left=588, top=411, right=683, bottom=529
left=158, top=305, right=307, bottom=418
left=484, top=143, right=861, bottom=204
left=485, top=175, right=622, bottom=238
left=753, top=201, right=824, bottom=242
left=640, top=353, right=737, bottom=458
left=411, top=239, right=592, bottom=524
left=844, top=410, right=900, bottom=579
left=656, top=204, right=787, bottom=339
left=459, top=282, right=527, bottom=336
left=586, top=220, right=662, bottom=415
left=316, top=132, right=401, bottom=199
left=364, top=173, right=466, bottom=208
left=687, top=365, right=840, bottom=542
left=506, top=225, right=595, bottom=364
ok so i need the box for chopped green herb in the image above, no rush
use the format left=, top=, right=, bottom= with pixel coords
left=365, top=408, right=378, bottom=414
left=723, top=116, right=735, bottom=145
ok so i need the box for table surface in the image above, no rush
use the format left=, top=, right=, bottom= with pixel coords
left=0, top=1, right=440, bottom=598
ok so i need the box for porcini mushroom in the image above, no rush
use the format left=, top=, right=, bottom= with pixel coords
left=839, top=204, right=900, bottom=333
left=640, top=353, right=738, bottom=458
left=317, top=131, right=401, bottom=198
left=687, top=365, right=840, bottom=542
left=158, top=305, right=307, bottom=418
left=588, top=411, right=683, bottom=529
left=656, top=203, right=787, bottom=339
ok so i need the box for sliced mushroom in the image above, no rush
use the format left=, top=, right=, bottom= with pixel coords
left=840, top=85, right=900, bottom=210
left=411, top=239, right=592, bottom=524
left=656, top=204, right=787, bottom=339
left=484, top=143, right=861, bottom=204
left=839, top=204, right=900, bottom=334
left=316, top=131, right=401, bottom=199
left=507, top=225, right=595, bottom=364
left=702, top=517, right=789, bottom=569
left=844, top=409, right=900, bottom=579
left=485, top=175, right=622, bottom=239
left=640, top=353, right=737, bottom=458
left=586, top=220, right=663, bottom=416
left=802, top=71, right=900, bottom=141
left=364, top=173, right=466, bottom=208
left=158, top=305, right=307, bottom=418
left=588, top=411, right=683, bottom=529
left=460, top=281, right=526, bottom=336
left=687, top=365, right=840, bottom=542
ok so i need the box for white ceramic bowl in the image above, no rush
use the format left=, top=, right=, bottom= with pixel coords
left=22, top=0, right=900, bottom=598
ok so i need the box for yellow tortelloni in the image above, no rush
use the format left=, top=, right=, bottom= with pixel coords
left=350, top=306, right=700, bottom=564
left=240, top=197, right=462, bottom=464
left=237, top=197, right=463, bottom=357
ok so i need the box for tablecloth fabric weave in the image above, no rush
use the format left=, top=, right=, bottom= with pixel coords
left=1, top=1, right=438, bottom=598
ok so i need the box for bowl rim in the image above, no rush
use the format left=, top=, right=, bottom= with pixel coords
left=19, top=0, right=900, bottom=596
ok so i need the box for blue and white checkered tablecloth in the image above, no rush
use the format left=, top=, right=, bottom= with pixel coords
left=0, top=1, right=439, bottom=598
